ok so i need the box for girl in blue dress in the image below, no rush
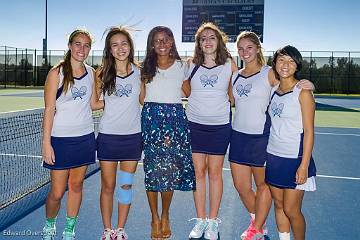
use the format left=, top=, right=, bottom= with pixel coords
left=141, top=26, right=196, bottom=240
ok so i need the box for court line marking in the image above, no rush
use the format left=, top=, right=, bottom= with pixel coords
left=220, top=166, right=360, bottom=180
left=315, top=132, right=360, bottom=137
left=0, top=153, right=42, bottom=158
left=2, top=154, right=359, bottom=181
left=0, top=108, right=43, bottom=115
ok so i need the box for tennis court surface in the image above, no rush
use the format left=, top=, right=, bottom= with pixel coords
left=0, top=96, right=359, bottom=239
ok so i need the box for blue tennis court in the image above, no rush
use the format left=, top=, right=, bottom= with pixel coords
left=1, top=126, right=359, bottom=239
left=0, top=96, right=359, bottom=239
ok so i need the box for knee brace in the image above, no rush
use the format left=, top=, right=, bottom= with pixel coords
left=115, top=170, right=134, bottom=204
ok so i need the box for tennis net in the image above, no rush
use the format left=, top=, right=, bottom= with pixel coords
left=0, top=108, right=101, bottom=230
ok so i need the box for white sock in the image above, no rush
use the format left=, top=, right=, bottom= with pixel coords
left=279, top=232, right=290, bottom=240
left=250, top=213, right=256, bottom=221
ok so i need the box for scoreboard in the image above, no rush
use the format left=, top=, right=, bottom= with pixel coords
left=182, top=0, right=264, bottom=42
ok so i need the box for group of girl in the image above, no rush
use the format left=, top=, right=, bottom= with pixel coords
left=41, top=22, right=316, bottom=240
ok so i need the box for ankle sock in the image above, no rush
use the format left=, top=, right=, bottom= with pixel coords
left=279, top=231, right=291, bottom=240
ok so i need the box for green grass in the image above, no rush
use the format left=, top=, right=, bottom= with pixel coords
left=0, top=88, right=44, bottom=95
left=0, top=96, right=44, bottom=113
left=315, top=111, right=360, bottom=128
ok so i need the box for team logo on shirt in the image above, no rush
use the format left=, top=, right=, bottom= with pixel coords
left=71, top=86, right=87, bottom=100
left=236, top=83, right=252, bottom=97
left=271, top=102, right=284, bottom=117
left=200, top=74, right=218, bottom=87
left=115, top=84, right=132, bottom=97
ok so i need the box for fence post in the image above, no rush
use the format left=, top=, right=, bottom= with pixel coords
left=347, top=52, right=351, bottom=95
left=4, top=46, right=7, bottom=88
left=15, top=48, right=18, bottom=87
left=310, top=51, right=312, bottom=83
left=25, top=48, right=28, bottom=87
left=34, top=49, right=37, bottom=86
left=330, top=51, right=334, bottom=94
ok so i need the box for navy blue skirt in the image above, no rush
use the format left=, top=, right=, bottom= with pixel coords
left=97, top=132, right=142, bottom=161
left=229, top=130, right=269, bottom=167
left=188, top=121, right=231, bottom=155
left=265, top=153, right=317, bottom=189
left=43, top=132, right=96, bottom=170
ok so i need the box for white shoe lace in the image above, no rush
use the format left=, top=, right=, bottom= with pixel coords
left=189, top=218, right=207, bottom=237
left=62, top=231, right=75, bottom=240
left=205, top=218, right=221, bottom=239
left=42, top=226, right=56, bottom=240
left=101, top=229, right=112, bottom=240
left=115, top=228, right=128, bottom=240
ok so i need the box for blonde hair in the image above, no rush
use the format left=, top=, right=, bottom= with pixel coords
left=236, top=31, right=265, bottom=66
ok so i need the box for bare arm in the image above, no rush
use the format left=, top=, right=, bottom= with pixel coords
left=139, top=81, right=146, bottom=105
left=90, top=68, right=104, bottom=110
left=268, top=68, right=279, bottom=87
left=296, top=89, right=315, bottom=184
left=42, top=68, right=59, bottom=165
left=182, top=80, right=191, bottom=98
left=228, top=59, right=238, bottom=106
left=181, top=58, right=193, bottom=98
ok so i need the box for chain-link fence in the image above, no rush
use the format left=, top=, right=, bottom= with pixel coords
left=1, top=46, right=359, bottom=94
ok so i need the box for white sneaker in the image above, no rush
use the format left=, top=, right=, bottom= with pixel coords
left=100, top=228, right=114, bottom=240
left=204, top=218, right=221, bottom=240
left=42, top=225, right=56, bottom=240
left=62, top=231, right=75, bottom=240
left=114, top=228, right=128, bottom=240
left=188, top=218, right=207, bottom=239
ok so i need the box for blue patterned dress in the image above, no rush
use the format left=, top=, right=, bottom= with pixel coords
left=142, top=102, right=195, bottom=192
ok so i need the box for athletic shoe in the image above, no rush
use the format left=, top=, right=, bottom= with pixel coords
left=241, top=219, right=254, bottom=239
left=100, top=228, right=115, bottom=240
left=114, top=228, right=128, bottom=240
left=241, top=219, right=268, bottom=239
left=62, top=231, right=75, bottom=240
left=242, top=224, right=264, bottom=240
left=42, top=225, right=56, bottom=240
left=188, top=218, right=208, bottom=239
left=262, top=223, right=268, bottom=236
left=204, top=218, right=221, bottom=240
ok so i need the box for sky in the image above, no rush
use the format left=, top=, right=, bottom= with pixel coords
left=0, top=0, right=359, bottom=53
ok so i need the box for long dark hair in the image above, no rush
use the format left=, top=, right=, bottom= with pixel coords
left=99, top=26, right=137, bottom=95
left=55, top=29, right=92, bottom=94
left=193, top=22, right=231, bottom=66
left=140, top=26, right=181, bottom=83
